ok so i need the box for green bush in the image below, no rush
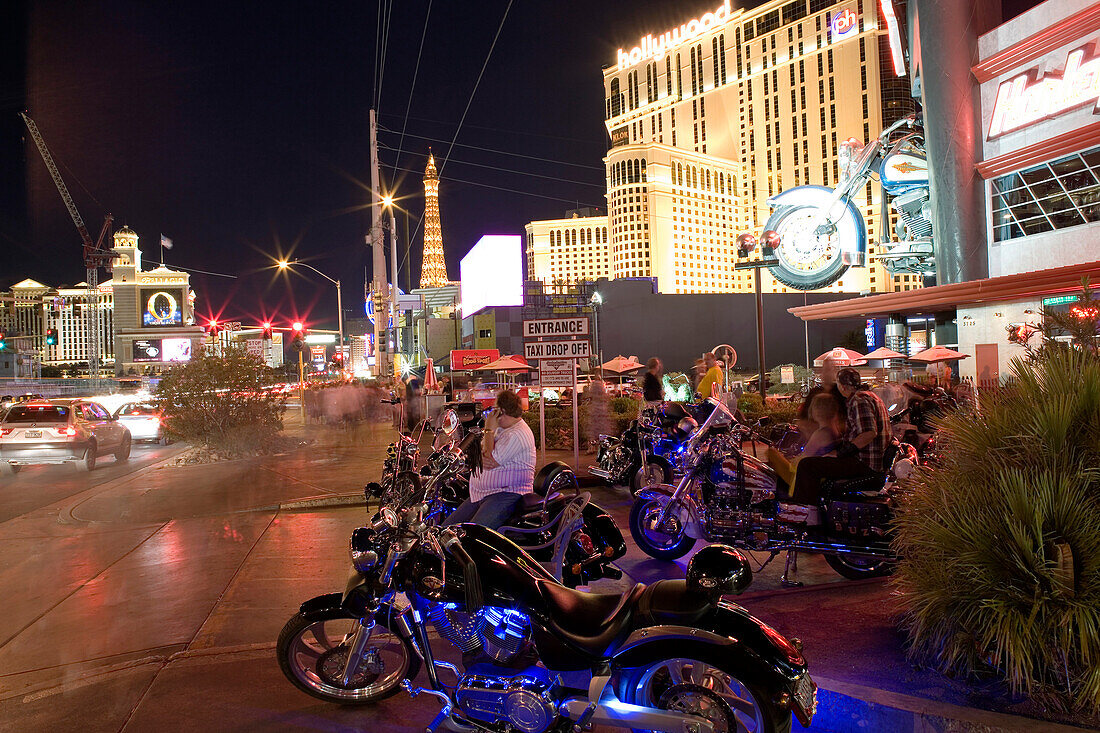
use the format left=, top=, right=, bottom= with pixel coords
left=155, top=348, right=287, bottom=455
left=893, top=346, right=1100, bottom=713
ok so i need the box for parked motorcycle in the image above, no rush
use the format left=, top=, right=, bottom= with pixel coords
left=369, top=406, right=627, bottom=588
left=277, top=500, right=817, bottom=732
left=764, top=114, right=933, bottom=291
left=589, top=405, right=684, bottom=493
left=629, top=398, right=916, bottom=583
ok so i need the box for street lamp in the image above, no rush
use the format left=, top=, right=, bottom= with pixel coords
left=590, top=291, right=603, bottom=370
left=277, top=259, right=344, bottom=363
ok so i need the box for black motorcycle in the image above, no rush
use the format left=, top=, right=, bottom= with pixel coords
left=277, top=501, right=817, bottom=732
left=629, top=398, right=917, bottom=584
left=369, top=407, right=627, bottom=588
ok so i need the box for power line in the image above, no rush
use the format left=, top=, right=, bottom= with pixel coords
left=377, top=125, right=604, bottom=171
left=393, top=0, right=433, bottom=171
left=147, top=260, right=238, bottom=279
left=437, top=0, right=514, bottom=178
left=378, top=142, right=605, bottom=189
left=378, top=111, right=607, bottom=148
left=386, top=164, right=605, bottom=207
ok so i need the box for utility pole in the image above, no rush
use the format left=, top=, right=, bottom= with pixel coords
left=390, top=206, right=400, bottom=375
left=368, top=109, right=388, bottom=379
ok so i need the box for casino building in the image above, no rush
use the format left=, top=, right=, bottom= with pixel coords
left=108, top=227, right=205, bottom=376
left=528, top=0, right=924, bottom=295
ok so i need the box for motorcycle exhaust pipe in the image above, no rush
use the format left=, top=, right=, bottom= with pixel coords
left=560, top=697, right=716, bottom=733
left=785, top=540, right=892, bottom=558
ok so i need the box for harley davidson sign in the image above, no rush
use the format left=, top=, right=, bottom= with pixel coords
left=450, top=349, right=500, bottom=370
left=987, top=43, right=1100, bottom=139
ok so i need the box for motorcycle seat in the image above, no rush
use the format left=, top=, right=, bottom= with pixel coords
left=631, top=579, right=712, bottom=628
left=537, top=582, right=646, bottom=657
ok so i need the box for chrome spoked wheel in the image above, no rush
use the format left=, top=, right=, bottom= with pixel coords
left=277, top=611, right=415, bottom=704
left=623, top=658, right=775, bottom=733
left=628, top=499, right=695, bottom=560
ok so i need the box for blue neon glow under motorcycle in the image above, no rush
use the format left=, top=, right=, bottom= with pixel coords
left=763, top=114, right=933, bottom=291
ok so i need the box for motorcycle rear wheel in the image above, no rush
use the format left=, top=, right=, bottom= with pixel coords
left=618, top=656, right=791, bottom=733
left=277, top=609, right=418, bottom=705
left=628, top=499, right=695, bottom=560
left=823, top=552, right=894, bottom=580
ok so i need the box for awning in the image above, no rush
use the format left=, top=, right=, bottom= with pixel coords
left=788, top=260, right=1100, bottom=322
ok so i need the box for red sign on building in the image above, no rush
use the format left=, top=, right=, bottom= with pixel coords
left=450, top=349, right=500, bottom=370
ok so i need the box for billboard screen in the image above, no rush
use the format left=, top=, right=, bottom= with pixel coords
left=460, top=235, right=523, bottom=317
left=141, top=288, right=184, bottom=327
left=161, top=338, right=192, bottom=362
left=133, top=339, right=162, bottom=362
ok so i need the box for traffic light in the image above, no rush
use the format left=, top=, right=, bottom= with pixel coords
left=45, top=328, right=58, bottom=346
left=262, top=321, right=273, bottom=339
left=207, top=319, right=220, bottom=335
left=291, top=321, right=305, bottom=352
left=0, top=332, right=5, bottom=350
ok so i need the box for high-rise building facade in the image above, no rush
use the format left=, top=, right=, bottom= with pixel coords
left=0, top=278, right=115, bottom=366
left=528, top=0, right=922, bottom=295
left=420, top=153, right=450, bottom=288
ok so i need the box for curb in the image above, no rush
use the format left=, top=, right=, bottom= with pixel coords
left=813, top=675, right=1094, bottom=733
left=277, top=493, right=368, bottom=511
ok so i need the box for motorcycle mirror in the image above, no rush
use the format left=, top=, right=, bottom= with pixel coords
left=379, top=507, right=399, bottom=529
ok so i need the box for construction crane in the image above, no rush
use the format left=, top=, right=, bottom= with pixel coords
left=20, top=112, right=114, bottom=380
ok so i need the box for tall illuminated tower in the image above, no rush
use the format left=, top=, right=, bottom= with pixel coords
left=419, top=151, right=449, bottom=288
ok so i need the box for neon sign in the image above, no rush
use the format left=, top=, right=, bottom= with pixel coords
left=617, top=0, right=731, bottom=71
left=831, top=8, right=858, bottom=39
left=879, top=0, right=906, bottom=76
left=988, top=44, right=1100, bottom=139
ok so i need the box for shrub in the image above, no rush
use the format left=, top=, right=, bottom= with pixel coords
left=156, top=348, right=287, bottom=455
left=893, top=346, right=1100, bottom=713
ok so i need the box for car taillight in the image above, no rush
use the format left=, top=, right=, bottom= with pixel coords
left=0, top=428, right=12, bottom=436
left=62, top=426, right=77, bottom=437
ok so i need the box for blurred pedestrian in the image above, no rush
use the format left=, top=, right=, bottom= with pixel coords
left=585, top=372, right=613, bottom=453
left=642, top=357, right=664, bottom=413
left=405, top=374, right=423, bottom=434
left=697, top=352, right=723, bottom=401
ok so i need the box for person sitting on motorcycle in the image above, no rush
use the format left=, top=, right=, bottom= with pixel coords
left=697, top=352, right=723, bottom=400
left=444, top=389, right=536, bottom=529
left=796, top=356, right=846, bottom=439
left=787, top=368, right=891, bottom=506
left=767, top=392, right=844, bottom=488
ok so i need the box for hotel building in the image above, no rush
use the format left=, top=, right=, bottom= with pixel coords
left=528, top=0, right=923, bottom=295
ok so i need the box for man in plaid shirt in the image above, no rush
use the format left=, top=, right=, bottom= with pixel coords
left=789, top=368, right=891, bottom=505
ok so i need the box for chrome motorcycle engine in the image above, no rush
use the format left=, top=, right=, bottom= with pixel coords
left=455, top=665, right=559, bottom=733
left=426, top=604, right=532, bottom=665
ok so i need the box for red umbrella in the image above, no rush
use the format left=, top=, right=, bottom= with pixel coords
left=863, top=346, right=906, bottom=361
left=423, top=358, right=439, bottom=392
left=910, top=345, right=970, bottom=363
left=813, top=347, right=867, bottom=367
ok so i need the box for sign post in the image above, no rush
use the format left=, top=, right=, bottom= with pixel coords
left=524, top=318, right=591, bottom=470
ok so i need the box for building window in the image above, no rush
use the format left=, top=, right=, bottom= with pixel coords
left=992, top=147, right=1100, bottom=242
left=744, top=20, right=755, bottom=41
left=712, top=37, right=721, bottom=89
left=719, top=34, right=727, bottom=83
left=676, top=53, right=683, bottom=98
left=666, top=56, right=673, bottom=96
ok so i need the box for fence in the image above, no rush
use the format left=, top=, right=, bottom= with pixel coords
left=0, top=377, right=156, bottom=399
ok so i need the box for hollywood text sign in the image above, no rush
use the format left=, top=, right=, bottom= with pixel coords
left=988, top=44, right=1100, bottom=139
left=617, top=0, right=731, bottom=71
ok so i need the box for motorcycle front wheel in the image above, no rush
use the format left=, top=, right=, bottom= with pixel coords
left=764, top=203, right=850, bottom=291
left=824, top=552, right=894, bottom=580
left=617, top=656, right=791, bottom=733
left=630, top=460, right=673, bottom=495
left=628, top=499, right=695, bottom=560
left=277, top=608, right=419, bottom=705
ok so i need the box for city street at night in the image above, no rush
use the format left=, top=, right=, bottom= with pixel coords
left=0, top=416, right=1086, bottom=732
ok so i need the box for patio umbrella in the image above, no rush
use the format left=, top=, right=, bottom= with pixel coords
left=601, top=355, right=644, bottom=373
left=863, top=346, right=906, bottom=362
left=813, top=347, right=867, bottom=367
left=423, top=358, right=439, bottom=392
left=477, top=355, right=535, bottom=372
left=910, top=345, right=970, bottom=363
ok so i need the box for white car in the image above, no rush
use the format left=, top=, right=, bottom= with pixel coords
left=0, top=399, right=131, bottom=472
left=114, top=402, right=166, bottom=443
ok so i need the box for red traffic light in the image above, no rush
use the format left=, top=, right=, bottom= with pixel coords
left=292, top=321, right=304, bottom=332
left=262, top=321, right=272, bottom=329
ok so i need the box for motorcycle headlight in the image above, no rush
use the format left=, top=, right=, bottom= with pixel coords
left=349, top=527, right=380, bottom=572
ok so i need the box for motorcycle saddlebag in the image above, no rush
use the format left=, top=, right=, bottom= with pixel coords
left=825, top=499, right=891, bottom=539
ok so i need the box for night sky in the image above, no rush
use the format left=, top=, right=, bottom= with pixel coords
left=1, top=0, right=1040, bottom=333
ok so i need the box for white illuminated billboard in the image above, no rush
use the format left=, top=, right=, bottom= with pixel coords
left=460, top=235, right=523, bottom=316
left=161, top=338, right=192, bottom=362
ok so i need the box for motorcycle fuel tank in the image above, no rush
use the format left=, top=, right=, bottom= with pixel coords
left=880, top=150, right=928, bottom=193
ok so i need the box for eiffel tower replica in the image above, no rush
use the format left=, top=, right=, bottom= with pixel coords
left=419, top=151, right=450, bottom=288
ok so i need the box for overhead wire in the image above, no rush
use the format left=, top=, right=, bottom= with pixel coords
left=436, top=0, right=514, bottom=177
left=377, top=125, right=604, bottom=171
left=378, top=111, right=607, bottom=148
left=392, top=0, right=433, bottom=171
left=378, top=142, right=604, bottom=189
